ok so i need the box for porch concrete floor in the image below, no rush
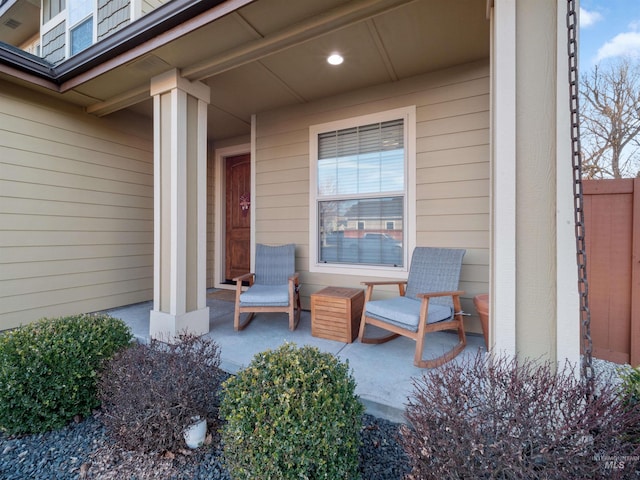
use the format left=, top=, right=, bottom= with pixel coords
left=103, top=291, right=486, bottom=424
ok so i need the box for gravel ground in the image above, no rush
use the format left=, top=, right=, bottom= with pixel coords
left=0, top=357, right=631, bottom=480
left=0, top=412, right=408, bottom=480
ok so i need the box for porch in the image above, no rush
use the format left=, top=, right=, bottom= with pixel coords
left=103, top=289, right=487, bottom=424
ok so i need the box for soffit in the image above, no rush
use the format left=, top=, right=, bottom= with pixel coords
left=373, top=0, right=490, bottom=77
left=69, top=0, right=490, bottom=142
left=0, top=0, right=39, bottom=46
left=257, top=21, right=394, bottom=103
left=237, top=0, right=351, bottom=36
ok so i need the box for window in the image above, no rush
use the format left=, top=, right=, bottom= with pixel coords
left=43, top=0, right=65, bottom=24
left=70, top=16, right=93, bottom=55
left=68, top=0, right=94, bottom=56
left=310, top=107, right=415, bottom=276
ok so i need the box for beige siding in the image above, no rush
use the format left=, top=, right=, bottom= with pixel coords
left=0, top=81, right=154, bottom=330
left=255, top=60, right=490, bottom=333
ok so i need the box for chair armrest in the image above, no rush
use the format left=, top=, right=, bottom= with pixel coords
left=288, top=273, right=300, bottom=298
left=288, top=273, right=300, bottom=293
left=417, top=291, right=466, bottom=318
left=362, top=280, right=408, bottom=300
left=361, top=280, right=407, bottom=286
left=417, top=290, right=465, bottom=299
left=233, top=273, right=254, bottom=303
left=232, top=272, right=255, bottom=283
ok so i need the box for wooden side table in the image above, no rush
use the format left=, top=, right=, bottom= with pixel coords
left=311, top=287, right=364, bottom=343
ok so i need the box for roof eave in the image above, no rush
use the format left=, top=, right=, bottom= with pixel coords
left=54, top=0, right=231, bottom=84
left=0, top=0, right=247, bottom=86
left=0, top=41, right=55, bottom=80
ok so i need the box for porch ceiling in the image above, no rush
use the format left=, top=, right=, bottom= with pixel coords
left=0, top=0, right=39, bottom=46
left=69, top=0, right=491, bottom=142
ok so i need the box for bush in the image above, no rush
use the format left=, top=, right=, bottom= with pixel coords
left=99, top=333, right=223, bottom=453
left=0, top=313, right=132, bottom=435
left=619, top=365, right=640, bottom=443
left=620, top=365, right=640, bottom=407
left=400, top=353, right=640, bottom=480
left=220, top=343, right=364, bottom=480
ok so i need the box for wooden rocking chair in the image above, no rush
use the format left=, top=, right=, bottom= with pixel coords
left=359, top=247, right=466, bottom=368
left=233, top=243, right=301, bottom=331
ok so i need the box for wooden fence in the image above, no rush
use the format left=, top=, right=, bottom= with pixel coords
left=583, top=178, right=639, bottom=366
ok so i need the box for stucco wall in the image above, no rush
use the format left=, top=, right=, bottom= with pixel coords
left=0, top=81, right=154, bottom=330
left=254, top=59, right=490, bottom=332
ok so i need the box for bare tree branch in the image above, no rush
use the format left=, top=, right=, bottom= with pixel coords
left=580, top=58, right=640, bottom=178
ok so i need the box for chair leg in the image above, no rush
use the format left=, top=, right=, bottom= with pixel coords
left=294, top=291, right=302, bottom=330
left=234, top=311, right=255, bottom=331
left=416, top=341, right=466, bottom=368
left=415, top=314, right=467, bottom=368
left=288, top=293, right=301, bottom=331
left=358, top=315, right=400, bottom=344
left=288, top=312, right=301, bottom=331
left=233, top=290, right=240, bottom=331
left=414, top=330, right=427, bottom=367
left=234, top=286, right=255, bottom=331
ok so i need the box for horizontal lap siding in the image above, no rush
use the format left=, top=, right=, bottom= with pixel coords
left=255, top=60, right=490, bottom=331
left=415, top=67, right=489, bottom=328
left=255, top=135, right=309, bottom=248
left=0, top=83, right=153, bottom=330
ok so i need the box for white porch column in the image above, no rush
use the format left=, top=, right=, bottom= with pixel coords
left=489, top=0, right=517, bottom=357
left=489, top=0, right=580, bottom=367
left=149, top=69, right=210, bottom=339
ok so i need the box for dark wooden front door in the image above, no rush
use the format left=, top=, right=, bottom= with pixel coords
left=225, top=154, right=251, bottom=281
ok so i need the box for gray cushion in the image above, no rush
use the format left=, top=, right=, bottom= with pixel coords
left=240, top=284, right=290, bottom=306
left=365, top=296, right=453, bottom=333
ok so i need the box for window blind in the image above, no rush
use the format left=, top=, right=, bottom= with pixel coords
left=318, top=119, right=404, bottom=159
left=317, top=119, right=405, bottom=197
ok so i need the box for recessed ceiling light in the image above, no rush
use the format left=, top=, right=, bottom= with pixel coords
left=327, top=53, right=344, bottom=65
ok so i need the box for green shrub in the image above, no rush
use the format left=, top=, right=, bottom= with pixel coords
left=620, top=365, right=640, bottom=406
left=620, top=365, right=640, bottom=443
left=0, top=313, right=132, bottom=434
left=220, top=343, right=364, bottom=480
left=99, top=332, right=224, bottom=453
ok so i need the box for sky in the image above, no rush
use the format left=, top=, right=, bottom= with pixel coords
left=579, top=0, right=640, bottom=71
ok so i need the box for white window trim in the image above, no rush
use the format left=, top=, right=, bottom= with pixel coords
left=309, top=106, right=416, bottom=279
left=42, top=11, right=66, bottom=34
left=130, top=0, right=143, bottom=21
